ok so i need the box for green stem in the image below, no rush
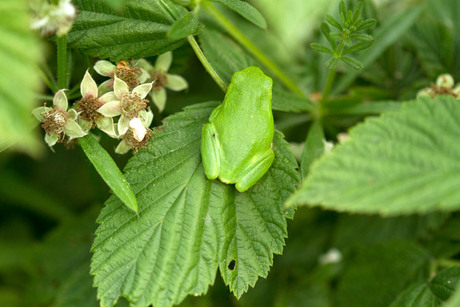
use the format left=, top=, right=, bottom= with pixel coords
left=56, top=35, right=67, bottom=89
left=322, top=67, right=336, bottom=103
left=201, top=1, right=305, bottom=98
left=187, top=35, right=228, bottom=93
left=436, top=258, right=460, bottom=268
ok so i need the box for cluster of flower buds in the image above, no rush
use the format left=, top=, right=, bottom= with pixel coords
left=417, top=74, right=460, bottom=100
left=32, top=53, right=188, bottom=154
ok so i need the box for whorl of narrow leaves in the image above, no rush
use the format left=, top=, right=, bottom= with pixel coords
left=91, top=102, right=299, bottom=307
left=288, top=96, right=460, bottom=216
left=67, top=0, right=192, bottom=61
left=311, top=0, right=376, bottom=70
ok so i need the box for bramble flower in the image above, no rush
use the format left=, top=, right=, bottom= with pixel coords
left=115, top=110, right=154, bottom=154
left=30, top=0, right=76, bottom=37
left=138, top=52, right=188, bottom=112
left=97, top=76, right=154, bottom=137
left=417, top=73, right=460, bottom=100
left=75, top=71, right=117, bottom=138
left=32, top=90, right=86, bottom=148
left=93, top=60, right=150, bottom=93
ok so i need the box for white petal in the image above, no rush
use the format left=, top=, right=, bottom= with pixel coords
left=53, top=90, right=68, bottom=112
left=78, top=118, right=93, bottom=132
left=45, top=133, right=59, bottom=147
left=115, top=140, right=131, bottom=154
left=97, top=101, right=122, bottom=117
left=132, top=82, right=153, bottom=99
left=118, top=115, right=130, bottom=136
left=152, top=88, right=167, bottom=112
left=166, top=74, right=188, bottom=91
left=99, top=91, right=118, bottom=103
left=93, top=60, right=116, bottom=77
left=155, top=52, right=172, bottom=72
left=114, top=76, right=129, bottom=98
left=81, top=70, right=98, bottom=98
left=67, top=108, right=78, bottom=121
left=64, top=120, right=86, bottom=140
left=129, top=117, right=147, bottom=141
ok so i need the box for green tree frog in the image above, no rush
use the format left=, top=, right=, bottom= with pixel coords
left=201, top=66, right=275, bottom=192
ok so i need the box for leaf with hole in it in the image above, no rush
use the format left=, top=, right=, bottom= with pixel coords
left=0, top=0, right=42, bottom=155
left=91, top=101, right=299, bottom=306
left=287, top=96, right=460, bottom=216
left=67, top=0, right=188, bottom=61
left=208, top=0, right=267, bottom=29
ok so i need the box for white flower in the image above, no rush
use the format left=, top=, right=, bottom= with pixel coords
left=97, top=76, right=153, bottom=137
left=30, top=0, right=76, bottom=37
left=93, top=60, right=150, bottom=94
left=138, top=52, right=188, bottom=112
left=115, top=110, right=154, bottom=154
left=32, top=90, right=86, bottom=148
left=319, top=248, right=342, bottom=265
left=76, top=71, right=117, bottom=138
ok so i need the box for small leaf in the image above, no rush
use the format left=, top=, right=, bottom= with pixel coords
left=67, top=0, right=189, bottom=61
left=339, top=1, right=347, bottom=25
left=341, top=56, right=363, bottom=70
left=79, top=134, right=138, bottom=213
left=310, top=43, right=334, bottom=55
left=325, top=14, right=342, bottom=31
left=167, top=11, right=200, bottom=39
left=287, top=96, right=460, bottom=216
left=91, top=102, right=299, bottom=306
left=325, top=57, right=338, bottom=69
left=342, top=41, right=373, bottom=55
left=430, top=267, right=460, bottom=301
left=352, top=1, right=363, bottom=24
left=358, top=18, right=377, bottom=31
left=389, top=282, right=440, bottom=307
left=208, top=0, right=267, bottom=29
left=300, top=120, right=325, bottom=180
left=351, top=33, right=374, bottom=41
left=321, top=21, right=336, bottom=49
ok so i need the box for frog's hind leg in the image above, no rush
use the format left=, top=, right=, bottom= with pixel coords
left=201, top=123, right=220, bottom=180
left=235, top=148, right=275, bottom=192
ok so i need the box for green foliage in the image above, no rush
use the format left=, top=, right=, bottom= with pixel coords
left=67, top=0, right=190, bottom=61
left=300, top=120, right=325, bottom=180
left=289, top=96, right=460, bottom=215
left=208, top=0, right=267, bottom=29
left=311, top=0, right=376, bottom=70
left=0, top=0, right=42, bottom=154
left=79, top=134, right=138, bottom=213
left=91, top=102, right=299, bottom=306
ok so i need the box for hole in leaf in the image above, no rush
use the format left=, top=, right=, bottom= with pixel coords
left=228, top=259, right=236, bottom=271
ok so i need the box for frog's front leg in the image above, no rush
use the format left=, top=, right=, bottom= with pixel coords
left=201, top=123, right=220, bottom=180
left=235, top=148, right=275, bottom=192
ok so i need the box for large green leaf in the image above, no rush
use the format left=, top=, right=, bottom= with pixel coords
left=0, top=0, right=42, bottom=154
left=91, top=101, right=299, bottom=306
left=67, top=0, right=189, bottom=61
left=288, top=96, right=460, bottom=215
left=199, top=28, right=314, bottom=112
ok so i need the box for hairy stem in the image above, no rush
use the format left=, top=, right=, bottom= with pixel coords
left=56, top=35, right=67, bottom=89
left=187, top=35, right=228, bottom=93
left=202, top=1, right=305, bottom=98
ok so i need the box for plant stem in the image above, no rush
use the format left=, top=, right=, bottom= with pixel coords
left=187, top=35, right=228, bottom=93
left=201, top=1, right=305, bottom=98
left=322, top=67, right=336, bottom=103
left=436, top=258, right=460, bottom=268
left=56, top=35, right=67, bottom=89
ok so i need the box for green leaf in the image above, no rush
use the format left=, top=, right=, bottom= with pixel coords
left=0, top=0, right=42, bottom=155
left=199, top=29, right=314, bottom=112
left=167, top=11, right=200, bottom=40
left=287, top=96, right=460, bottom=216
left=300, top=120, right=325, bottom=180
left=208, top=0, right=267, bottom=29
left=336, top=241, right=430, bottom=307
left=341, top=56, right=363, bottom=70
left=321, top=21, right=336, bottom=49
left=358, top=18, right=377, bottom=31
left=310, top=43, right=334, bottom=55
left=325, top=14, right=342, bottom=31
left=444, top=282, right=460, bottom=307
left=390, top=282, right=441, bottom=307
left=67, top=0, right=188, bottom=61
left=342, top=41, right=373, bottom=55
left=91, top=101, right=299, bottom=306
left=79, top=134, right=138, bottom=213
left=431, top=267, right=460, bottom=301
left=334, top=6, right=423, bottom=94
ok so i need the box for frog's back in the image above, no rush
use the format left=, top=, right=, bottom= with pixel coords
left=213, top=67, right=274, bottom=181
